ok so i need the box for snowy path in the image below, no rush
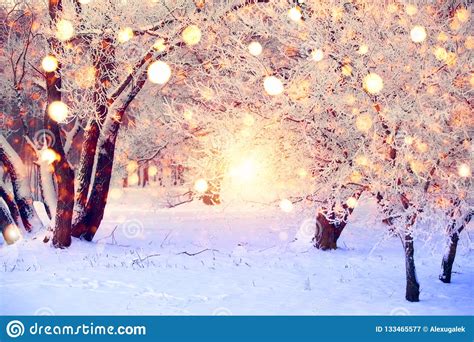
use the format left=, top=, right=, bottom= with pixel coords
left=1, top=189, right=473, bottom=315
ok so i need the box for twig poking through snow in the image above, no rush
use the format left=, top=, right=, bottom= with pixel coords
left=177, top=249, right=219, bottom=256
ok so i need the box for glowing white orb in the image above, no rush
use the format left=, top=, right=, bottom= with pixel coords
left=279, top=199, right=294, bottom=213
left=311, top=49, right=324, bottom=62
left=40, top=148, right=58, bottom=164
left=48, top=101, right=68, bottom=123
left=182, top=25, right=202, bottom=46
left=118, top=27, right=134, bottom=43
left=404, top=136, right=414, bottom=145
left=41, top=55, right=58, bottom=72
left=355, top=114, right=373, bottom=132
left=4, top=224, right=21, bottom=244
left=194, top=179, right=208, bottom=193
left=248, top=41, right=263, bottom=56
left=264, top=76, right=284, bottom=96
left=148, top=165, right=158, bottom=177
left=147, top=61, right=171, bottom=85
left=410, top=25, right=427, bottom=43
left=363, top=73, right=384, bottom=94
left=458, top=163, right=471, bottom=178
left=55, top=19, right=75, bottom=41
left=288, top=7, right=302, bottom=22
left=346, top=197, right=358, bottom=209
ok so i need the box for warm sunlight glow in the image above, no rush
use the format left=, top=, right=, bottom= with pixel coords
left=4, top=224, right=21, bottom=244
left=311, top=49, right=324, bottom=62
left=363, top=73, right=384, bottom=94
left=47, top=101, right=68, bottom=123
left=194, top=179, right=208, bottom=193
left=229, top=158, right=258, bottom=183
left=128, top=173, right=139, bottom=186
left=118, top=27, right=134, bottom=43
left=153, top=38, right=166, bottom=52
left=264, top=76, right=284, bottom=96
left=458, top=163, right=471, bottom=178
left=148, top=165, right=158, bottom=177
left=355, top=114, right=373, bottom=132
left=279, top=199, right=293, bottom=213
left=182, top=25, right=202, bottom=46
left=288, top=7, right=302, bottom=22
left=346, top=197, right=358, bottom=209
left=55, top=19, right=75, bottom=41
left=147, top=61, right=171, bottom=85
left=40, top=148, right=59, bottom=164
left=41, top=55, right=58, bottom=72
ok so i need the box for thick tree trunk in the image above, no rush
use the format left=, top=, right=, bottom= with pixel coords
left=439, top=230, right=459, bottom=284
left=46, top=0, right=74, bottom=248
left=314, top=192, right=362, bottom=250
left=439, top=211, right=472, bottom=283
left=0, top=181, right=21, bottom=226
left=72, top=120, right=120, bottom=240
left=0, top=135, right=42, bottom=232
left=72, top=72, right=148, bottom=240
left=73, top=37, right=116, bottom=227
left=404, top=231, right=420, bottom=302
left=314, top=212, right=339, bottom=250
left=0, top=198, right=20, bottom=244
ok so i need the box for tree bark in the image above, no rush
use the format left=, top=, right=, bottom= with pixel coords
left=439, top=211, right=472, bottom=283
left=314, top=212, right=339, bottom=250
left=73, top=37, right=116, bottom=225
left=0, top=181, right=21, bottom=226
left=72, top=73, right=148, bottom=240
left=314, top=191, right=362, bottom=250
left=404, top=230, right=420, bottom=302
left=0, top=135, right=42, bottom=232
left=46, top=0, right=75, bottom=248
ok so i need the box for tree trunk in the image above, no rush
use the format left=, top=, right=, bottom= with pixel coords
left=0, top=135, right=42, bottom=232
left=439, top=211, right=472, bottom=283
left=314, top=192, right=362, bottom=250
left=46, top=0, right=74, bottom=248
left=314, top=212, right=339, bottom=250
left=72, top=120, right=121, bottom=240
left=73, top=37, right=116, bottom=227
left=0, top=181, right=21, bottom=226
left=404, top=231, right=420, bottom=302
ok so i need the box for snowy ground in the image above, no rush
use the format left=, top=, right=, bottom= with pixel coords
left=1, top=188, right=473, bottom=315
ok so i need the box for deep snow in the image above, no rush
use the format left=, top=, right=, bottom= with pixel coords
left=1, top=188, right=473, bottom=315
